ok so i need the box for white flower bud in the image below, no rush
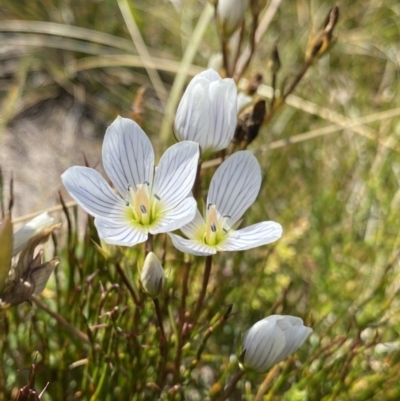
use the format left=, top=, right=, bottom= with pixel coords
left=241, top=315, right=312, bottom=373
left=217, top=0, right=249, bottom=38
left=140, top=252, right=166, bottom=298
left=174, top=69, right=237, bottom=154
left=13, top=213, right=55, bottom=256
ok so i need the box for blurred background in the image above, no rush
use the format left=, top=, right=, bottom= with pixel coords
left=1, top=0, right=400, bottom=399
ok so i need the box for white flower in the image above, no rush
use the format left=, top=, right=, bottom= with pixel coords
left=168, top=151, right=282, bottom=256
left=174, top=69, right=237, bottom=154
left=140, top=252, right=166, bottom=298
left=217, top=0, right=249, bottom=38
left=62, top=116, right=200, bottom=247
left=242, top=315, right=313, bottom=373
left=13, top=212, right=55, bottom=256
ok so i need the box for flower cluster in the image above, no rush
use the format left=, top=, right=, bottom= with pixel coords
left=62, top=69, right=282, bottom=254
left=62, top=68, right=311, bottom=374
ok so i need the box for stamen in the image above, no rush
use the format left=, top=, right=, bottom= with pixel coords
left=211, top=222, right=217, bottom=232
left=144, top=181, right=150, bottom=186
left=154, top=194, right=160, bottom=201
left=126, top=201, right=130, bottom=207
left=140, top=205, right=147, bottom=214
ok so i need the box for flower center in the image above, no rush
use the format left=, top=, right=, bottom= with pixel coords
left=126, top=182, right=160, bottom=227
left=204, top=204, right=230, bottom=246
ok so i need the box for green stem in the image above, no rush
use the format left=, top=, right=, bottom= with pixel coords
left=154, top=298, right=168, bottom=388
left=115, top=262, right=140, bottom=307
left=192, top=255, right=213, bottom=327
left=213, top=370, right=246, bottom=401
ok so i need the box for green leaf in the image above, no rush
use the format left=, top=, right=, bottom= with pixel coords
left=0, top=213, right=13, bottom=292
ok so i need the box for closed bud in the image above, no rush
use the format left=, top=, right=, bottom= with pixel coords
left=216, top=0, right=249, bottom=39
left=240, top=315, right=312, bottom=373
left=140, top=252, right=166, bottom=298
left=174, top=69, right=237, bottom=154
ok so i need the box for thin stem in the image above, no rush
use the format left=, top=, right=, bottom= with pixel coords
left=192, top=255, right=213, bottom=327
left=173, top=258, right=191, bottom=383
left=254, top=364, right=280, bottom=401
left=153, top=298, right=168, bottom=388
left=281, top=60, right=312, bottom=102
left=264, top=60, right=312, bottom=125
left=115, top=262, right=140, bottom=307
left=235, top=13, right=258, bottom=81
left=221, top=37, right=230, bottom=77
left=271, top=71, right=277, bottom=108
left=146, top=233, right=153, bottom=254
left=213, top=370, right=246, bottom=401
left=31, top=295, right=90, bottom=344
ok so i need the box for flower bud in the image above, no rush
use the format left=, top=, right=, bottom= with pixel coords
left=217, top=0, right=249, bottom=39
left=241, top=315, right=312, bottom=373
left=140, top=252, right=166, bottom=298
left=174, top=69, right=237, bottom=154
left=13, top=212, right=54, bottom=256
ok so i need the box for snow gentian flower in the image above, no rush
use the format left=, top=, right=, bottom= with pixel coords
left=62, top=117, right=199, bottom=247
left=174, top=69, right=237, bottom=154
left=241, top=315, right=313, bottom=373
left=168, top=151, right=282, bottom=255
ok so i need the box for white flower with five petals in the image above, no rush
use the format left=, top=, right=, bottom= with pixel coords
left=62, top=117, right=200, bottom=247
left=168, top=151, right=282, bottom=255
left=174, top=69, right=237, bottom=154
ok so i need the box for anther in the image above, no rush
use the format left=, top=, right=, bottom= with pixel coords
left=127, top=184, right=131, bottom=192
left=125, top=201, right=130, bottom=207
left=140, top=205, right=147, bottom=214
left=223, top=214, right=231, bottom=219
left=144, top=181, right=150, bottom=186
left=154, top=194, right=160, bottom=200
left=211, top=223, right=217, bottom=233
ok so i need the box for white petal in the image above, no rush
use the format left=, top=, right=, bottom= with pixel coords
left=217, top=221, right=282, bottom=251
left=180, top=208, right=206, bottom=239
left=94, top=217, right=147, bottom=247
left=102, top=116, right=155, bottom=197
left=195, top=68, right=221, bottom=82
left=207, top=151, right=261, bottom=226
left=203, top=78, right=236, bottom=152
left=152, top=141, right=199, bottom=209
left=62, top=166, right=126, bottom=219
left=168, top=233, right=216, bottom=256
left=244, top=319, right=285, bottom=372
left=13, top=212, right=54, bottom=256
left=174, top=82, right=209, bottom=143
left=150, top=197, right=197, bottom=234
